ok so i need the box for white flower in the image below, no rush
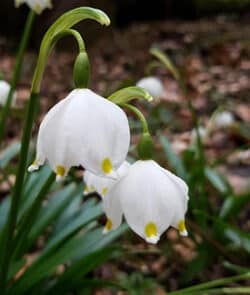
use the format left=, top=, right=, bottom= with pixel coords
left=212, top=111, right=234, bottom=128
left=103, top=160, right=189, bottom=244
left=28, top=89, right=130, bottom=181
left=0, top=80, right=17, bottom=107
left=136, top=76, right=164, bottom=99
left=15, top=0, right=52, bottom=14
left=191, top=126, right=207, bottom=143
left=83, top=161, right=130, bottom=197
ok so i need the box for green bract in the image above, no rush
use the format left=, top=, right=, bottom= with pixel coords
left=108, top=86, right=153, bottom=104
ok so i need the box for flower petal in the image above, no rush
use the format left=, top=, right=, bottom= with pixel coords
left=0, top=80, right=17, bottom=107
left=102, top=190, right=123, bottom=233
left=16, top=0, right=52, bottom=13
left=84, top=161, right=130, bottom=198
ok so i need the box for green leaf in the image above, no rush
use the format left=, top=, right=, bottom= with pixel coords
left=181, top=244, right=211, bottom=283
left=0, top=142, right=20, bottom=169
left=43, top=201, right=103, bottom=256
left=220, top=193, right=250, bottom=220
left=52, top=192, right=83, bottom=233
left=150, top=47, right=181, bottom=82
left=27, top=183, right=80, bottom=247
left=47, top=247, right=118, bottom=294
left=205, top=167, right=232, bottom=195
left=9, top=225, right=127, bottom=295
left=8, top=258, right=26, bottom=281
left=0, top=197, right=10, bottom=232
left=159, top=135, right=188, bottom=180
left=19, top=165, right=52, bottom=218
left=224, top=227, right=250, bottom=254
left=108, top=86, right=153, bottom=104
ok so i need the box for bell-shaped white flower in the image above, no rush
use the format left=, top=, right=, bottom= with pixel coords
left=136, top=76, right=164, bottom=99
left=84, top=161, right=130, bottom=197
left=103, top=160, right=189, bottom=244
left=212, top=111, right=234, bottom=129
left=15, top=0, right=52, bottom=14
left=0, top=80, right=17, bottom=107
left=191, top=126, right=207, bottom=143
left=28, top=89, right=130, bottom=181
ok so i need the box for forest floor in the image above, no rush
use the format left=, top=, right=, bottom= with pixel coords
left=0, top=16, right=250, bottom=294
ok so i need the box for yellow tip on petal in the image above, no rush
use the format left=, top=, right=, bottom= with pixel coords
left=56, top=165, right=66, bottom=181
left=83, top=185, right=95, bottom=195
left=28, top=159, right=40, bottom=172
left=144, top=222, right=159, bottom=243
left=56, top=165, right=65, bottom=176
left=83, top=186, right=90, bottom=195
left=178, top=220, right=188, bottom=236
left=102, top=187, right=108, bottom=195
left=103, top=218, right=112, bottom=234
left=145, top=222, right=157, bottom=238
left=101, top=158, right=112, bottom=174
left=34, top=3, right=42, bottom=13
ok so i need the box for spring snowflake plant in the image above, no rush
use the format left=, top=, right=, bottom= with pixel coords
left=0, top=11, right=189, bottom=294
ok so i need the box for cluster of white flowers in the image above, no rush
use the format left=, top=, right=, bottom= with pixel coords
left=15, top=0, right=52, bottom=14
left=84, top=160, right=189, bottom=243
left=191, top=111, right=235, bottom=144
left=0, top=80, right=17, bottom=107
left=29, top=86, right=189, bottom=244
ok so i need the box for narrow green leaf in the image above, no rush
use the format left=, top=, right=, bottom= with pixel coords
left=44, top=202, right=102, bottom=255
left=27, top=184, right=79, bottom=246
left=0, top=142, right=20, bottom=168
left=220, top=193, right=250, bottom=220
left=205, top=167, right=231, bottom=195
left=224, top=228, right=250, bottom=253
left=108, top=86, right=153, bottom=104
left=9, top=225, right=126, bottom=295
left=8, top=258, right=26, bottom=281
left=150, top=47, right=180, bottom=82
left=47, top=247, right=117, bottom=294
left=19, top=165, right=52, bottom=218
left=159, top=135, right=187, bottom=180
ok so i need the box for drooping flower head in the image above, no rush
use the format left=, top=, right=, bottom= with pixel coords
left=103, top=160, right=189, bottom=244
left=136, top=76, right=164, bottom=99
left=28, top=89, right=130, bottom=181
left=212, top=111, right=235, bottom=129
left=15, top=0, right=52, bottom=14
left=0, top=80, right=17, bottom=107
left=84, top=161, right=130, bottom=197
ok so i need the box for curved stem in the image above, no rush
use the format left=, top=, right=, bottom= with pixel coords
left=0, top=10, right=36, bottom=145
left=168, top=272, right=250, bottom=295
left=121, top=103, right=149, bottom=134
left=31, top=29, right=86, bottom=93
